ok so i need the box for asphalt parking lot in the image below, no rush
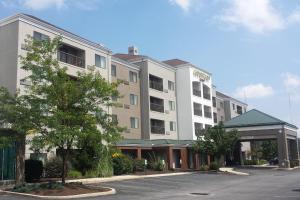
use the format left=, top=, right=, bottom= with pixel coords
left=1, top=168, right=300, bottom=200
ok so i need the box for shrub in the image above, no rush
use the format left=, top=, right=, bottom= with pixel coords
left=199, top=165, right=209, bottom=171
left=148, top=153, right=165, bottom=171
left=25, top=159, right=43, bottom=182
left=209, top=162, right=219, bottom=171
left=68, top=170, right=82, bottom=179
left=97, top=151, right=113, bottom=177
left=85, top=170, right=99, bottom=178
left=112, top=154, right=133, bottom=175
left=44, top=157, right=63, bottom=178
left=12, top=182, right=63, bottom=193
left=243, top=160, right=258, bottom=165
left=258, top=159, right=268, bottom=165
left=133, top=159, right=146, bottom=172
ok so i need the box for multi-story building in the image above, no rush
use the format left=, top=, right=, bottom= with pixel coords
left=163, top=59, right=214, bottom=140
left=215, top=91, right=248, bottom=123
left=0, top=13, right=112, bottom=162
left=115, top=49, right=178, bottom=140
left=111, top=56, right=141, bottom=139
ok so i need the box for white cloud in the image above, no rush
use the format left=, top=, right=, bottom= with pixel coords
left=23, top=0, right=65, bottom=10
left=218, top=0, right=284, bottom=34
left=282, top=72, right=300, bottom=101
left=234, top=83, right=274, bottom=99
left=287, top=9, right=300, bottom=25
left=169, top=0, right=191, bottom=12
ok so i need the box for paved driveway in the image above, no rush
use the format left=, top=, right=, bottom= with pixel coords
left=1, top=168, right=300, bottom=200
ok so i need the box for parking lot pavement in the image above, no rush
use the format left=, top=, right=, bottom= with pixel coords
left=1, top=169, right=300, bottom=200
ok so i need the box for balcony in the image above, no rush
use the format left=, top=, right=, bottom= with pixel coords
left=151, top=119, right=165, bottom=134
left=193, top=89, right=201, bottom=97
left=237, top=105, right=243, bottom=115
left=58, top=44, right=85, bottom=68
left=149, top=74, right=163, bottom=91
left=192, top=81, right=201, bottom=97
left=203, top=84, right=211, bottom=100
left=150, top=96, right=164, bottom=113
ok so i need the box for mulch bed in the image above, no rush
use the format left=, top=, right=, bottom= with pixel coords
left=16, top=184, right=110, bottom=196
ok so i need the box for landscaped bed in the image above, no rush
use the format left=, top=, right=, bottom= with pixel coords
left=5, top=182, right=114, bottom=198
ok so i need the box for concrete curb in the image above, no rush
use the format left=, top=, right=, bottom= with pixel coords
left=219, top=168, right=250, bottom=176
left=0, top=187, right=116, bottom=199
left=67, top=172, right=193, bottom=184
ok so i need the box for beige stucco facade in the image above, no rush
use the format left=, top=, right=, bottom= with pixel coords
left=111, top=57, right=142, bottom=139
left=0, top=14, right=112, bottom=159
left=132, top=58, right=178, bottom=140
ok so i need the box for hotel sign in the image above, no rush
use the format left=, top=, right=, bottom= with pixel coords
left=193, top=70, right=210, bottom=82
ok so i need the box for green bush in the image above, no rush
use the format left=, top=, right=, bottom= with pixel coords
left=44, top=157, right=63, bottom=178
left=243, top=160, right=258, bottom=165
left=97, top=152, right=113, bottom=177
left=133, top=159, right=146, bottom=172
left=12, top=182, right=64, bottom=193
left=112, top=154, right=133, bottom=175
left=68, top=170, right=82, bottom=179
left=200, top=165, right=209, bottom=171
left=258, top=159, right=268, bottom=165
left=209, top=162, right=219, bottom=171
left=85, top=170, right=99, bottom=178
left=25, top=159, right=43, bottom=182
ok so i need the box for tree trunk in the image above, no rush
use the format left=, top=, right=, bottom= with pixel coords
left=15, top=135, right=26, bottom=185
left=61, top=149, right=69, bottom=184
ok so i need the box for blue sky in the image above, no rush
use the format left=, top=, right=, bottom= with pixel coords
left=0, top=0, right=300, bottom=131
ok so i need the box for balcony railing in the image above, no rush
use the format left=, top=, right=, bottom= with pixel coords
left=151, top=126, right=165, bottom=134
left=194, top=109, right=202, bottom=116
left=193, top=89, right=201, bottom=97
left=150, top=81, right=163, bottom=91
left=203, top=93, right=211, bottom=100
left=58, top=51, right=85, bottom=68
left=204, top=111, right=212, bottom=118
left=150, top=103, right=164, bottom=113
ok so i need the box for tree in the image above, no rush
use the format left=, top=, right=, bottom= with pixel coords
left=261, top=140, right=277, bottom=161
left=193, top=123, right=239, bottom=166
left=0, top=36, right=123, bottom=184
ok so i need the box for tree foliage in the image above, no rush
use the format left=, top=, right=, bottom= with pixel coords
left=0, top=36, right=123, bottom=183
left=193, top=122, right=239, bottom=165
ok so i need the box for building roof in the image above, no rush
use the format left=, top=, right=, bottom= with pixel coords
left=113, top=53, right=145, bottom=61
left=224, top=109, right=298, bottom=129
left=117, top=139, right=193, bottom=147
left=216, top=91, right=248, bottom=106
left=163, top=59, right=189, bottom=66
left=112, top=56, right=140, bottom=71
left=114, top=53, right=176, bottom=71
left=0, top=13, right=111, bottom=53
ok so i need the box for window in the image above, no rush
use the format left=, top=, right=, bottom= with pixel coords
left=212, top=97, right=216, bottom=107
left=130, top=94, right=138, bottom=105
left=151, top=119, right=165, bottom=134
left=193, top=102, right=202, bottom=116
left=194, top=122, right=203, bottom=136
left=111, top=65, right=117, bottom=77
left=112, top=114, right=118, bottom=123
left=129, top=71, right=138, bottom=83
left=33, top=31, right=49, bottom=41
left=192, top=81, right=201, bottom=97
left=213, top=112, right=217, bottom=123
left=130, top=117, right=139, bottom=129
left=170, top=121, right=176, bottom=131
left=232, top=103, right=235, bottom=110
left=150, top=96, right=164, bottom=113
left=95, top=54, right=106, bottom=69
left=169, top=101, right=175, bottom=111
left=149, top=74, right=163, bottom=91
left=204, top=105, right=212, bottom=118
left=203, top=84, right=211, bottom=100
left=168, top=81, right=175, bottom=91
left=237, top=105, right=243, bottom=114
